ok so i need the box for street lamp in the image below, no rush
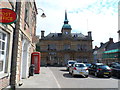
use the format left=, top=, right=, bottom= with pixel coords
left=38, top=8, right=46, bottom=18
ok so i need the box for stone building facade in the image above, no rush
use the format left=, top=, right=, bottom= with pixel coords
left=38, top=11, right=93, bottom=66
left=93, top=30, right=120, bottom=64
left=0, top=0, right=37, bottom=89
left=93, top=38, right=114, bottom=63
left=103, top=41, right=120, bottom=64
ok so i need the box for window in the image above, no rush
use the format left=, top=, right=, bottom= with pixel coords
left=77, top=44, right=81, bottom=50
left=48, top=44, right=56, bottom=50
left=77, top=44, right=87, bottom=51
left=0, top=30, right=7, bottom=73
left=64, top=44, right=70, bottom=50
left=24, top=2, right=30, bottom=26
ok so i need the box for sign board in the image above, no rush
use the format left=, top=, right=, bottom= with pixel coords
left=0, top=8, right=17, bottom=24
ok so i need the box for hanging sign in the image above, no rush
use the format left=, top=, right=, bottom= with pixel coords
left=0, top=8, right=17, bottom=24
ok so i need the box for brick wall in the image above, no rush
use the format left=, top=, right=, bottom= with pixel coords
left=0, top=76, right=9, bottom=89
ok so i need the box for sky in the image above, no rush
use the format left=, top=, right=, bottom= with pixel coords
left=36, top=0, right=119, bottom=48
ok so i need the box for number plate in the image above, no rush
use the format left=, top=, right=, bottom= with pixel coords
left=80, top=72, right=83, bottom=74
left=104, top=72, right=109, bottom=74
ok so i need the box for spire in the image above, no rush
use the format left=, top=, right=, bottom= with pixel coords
left=64, top=10, right=69, bottom=24
left=61, top=10, right=72, bottom=32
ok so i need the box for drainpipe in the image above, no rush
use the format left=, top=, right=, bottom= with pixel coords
left=10, top=2, right=21, bottom=89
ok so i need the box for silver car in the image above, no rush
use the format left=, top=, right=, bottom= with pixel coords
left=69, top=63, right=89, bottom=78
left=66, top=60, right=77, bottom=70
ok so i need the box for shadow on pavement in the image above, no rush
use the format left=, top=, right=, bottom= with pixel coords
left=59, top=69, right=68, bottom=72
left=89, top=75, right=113, bottom=79
left=63, top=73, right=85, bottom=78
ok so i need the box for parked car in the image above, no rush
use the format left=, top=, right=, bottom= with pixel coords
left=89, top=63, right=111, bottom=78
left=66, top=60, right=77, bottom=70
left=84, top=63, right=91, bottom=68
left=109, top=62, right=120, bottom=68
left=69, top=63, right=89, bottom=78
left=111, top=64, right=120, bottom=78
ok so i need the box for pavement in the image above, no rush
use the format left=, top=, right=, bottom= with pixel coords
left=18, top=67, right=60, bottom=88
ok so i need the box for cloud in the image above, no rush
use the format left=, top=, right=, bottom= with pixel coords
left=36, top=0, right=118, bottom=48
left=69, top=0, right=119, bottom=15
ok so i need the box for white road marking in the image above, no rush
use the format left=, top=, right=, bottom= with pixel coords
left=48, top=67, right=61, bottom=88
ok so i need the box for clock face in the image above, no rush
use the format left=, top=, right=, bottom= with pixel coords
left=65, top=32, right=68, bottom=34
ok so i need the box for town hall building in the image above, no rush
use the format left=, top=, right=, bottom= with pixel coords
left=38, top=11, right=93, bottom=66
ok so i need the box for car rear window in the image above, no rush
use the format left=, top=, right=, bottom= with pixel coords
left=75, top=64, right=85, bottom=67
left=69, top=62, right=76, bottom=64
left=98, top=65, right=111, bottom=69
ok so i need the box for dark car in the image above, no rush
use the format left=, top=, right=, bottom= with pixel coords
left=109, top=62, right=120, bottom=68
left=89, top=63, right=112, bottom=78
left=111, top=64, right=120, bottom=78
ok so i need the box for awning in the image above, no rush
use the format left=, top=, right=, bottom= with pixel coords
left=104, top=49, right=120, bottom=53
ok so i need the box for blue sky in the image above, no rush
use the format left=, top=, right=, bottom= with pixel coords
left=36, top=0, right=119, bottom=48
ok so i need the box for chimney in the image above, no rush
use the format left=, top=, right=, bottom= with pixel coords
left=88, top=31, right=92, bottom=39
left=100, top=42, right=103, bottom=46
left=41, top=30, right=45, bottom=38
left=118, top=30, right=120, bottom=41
left=95, top=46, right=98, bottom=50
left=109, top=38, right=113, bottom=43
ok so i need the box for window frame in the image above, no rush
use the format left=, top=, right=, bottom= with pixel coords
left=0, top=29, right=7, bottom=73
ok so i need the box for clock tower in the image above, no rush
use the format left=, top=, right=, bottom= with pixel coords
left=61, top=10, right=72, bottom=35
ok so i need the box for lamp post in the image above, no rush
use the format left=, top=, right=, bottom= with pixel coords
left=37, top=8, right=46, bottom=39
left=38, top=8, right=46, bottom=18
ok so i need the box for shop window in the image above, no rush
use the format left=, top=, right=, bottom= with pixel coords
left=0, top=30, right=7, bottom=73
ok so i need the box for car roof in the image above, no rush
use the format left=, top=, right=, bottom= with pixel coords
left=68, top=60, right=77, bottom=62
left=92, top=63, right=103, bottom=65
left=74, top=63, right=85, bottom=64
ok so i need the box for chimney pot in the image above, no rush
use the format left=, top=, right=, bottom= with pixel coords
left=88, top=31, right=92, bottom=39
left=41, top=30, right=45, bottom=38
left=109, top=38, right=113, bottom=43
left=100, top=42, right=103, bottom=46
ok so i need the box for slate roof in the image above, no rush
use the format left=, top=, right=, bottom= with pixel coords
left=106, top=41, right=120, bottom=50
left=41, top=33, right=91, bottom=41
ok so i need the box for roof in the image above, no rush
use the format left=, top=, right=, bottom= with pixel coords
left=103, top=41, right=120, bottom=53
left=106, top=41, right=120, bottom=50
left=41, top=33, right=91, bottom=41
left=96, top=42, right=109, bottom=50
left=62, top=24, right=72, bottom=29
left=62, top=10, right=72, bottom=30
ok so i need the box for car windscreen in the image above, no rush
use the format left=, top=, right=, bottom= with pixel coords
left=85, top=64, right=91, bottom=67
left=69, top=62, right=76, bottom=64
left=75, top=64, right=86, bottom=67
left=98, top=65, right=111, bottom=69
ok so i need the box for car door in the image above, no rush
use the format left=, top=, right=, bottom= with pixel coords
left=89, top=64, right=94, bottom=74
left=69, top=64, right=74, bottom=73
left=92, top=65, right=97, bottom=74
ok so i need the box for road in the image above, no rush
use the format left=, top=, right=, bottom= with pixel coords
left=49, top=67, right=118, bottom=88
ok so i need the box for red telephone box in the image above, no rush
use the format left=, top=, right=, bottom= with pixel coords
left=31, top=52, right=41, bottom=74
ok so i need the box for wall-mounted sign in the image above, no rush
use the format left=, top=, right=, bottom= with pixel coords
left=0, top=8, right=17, bottom=24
